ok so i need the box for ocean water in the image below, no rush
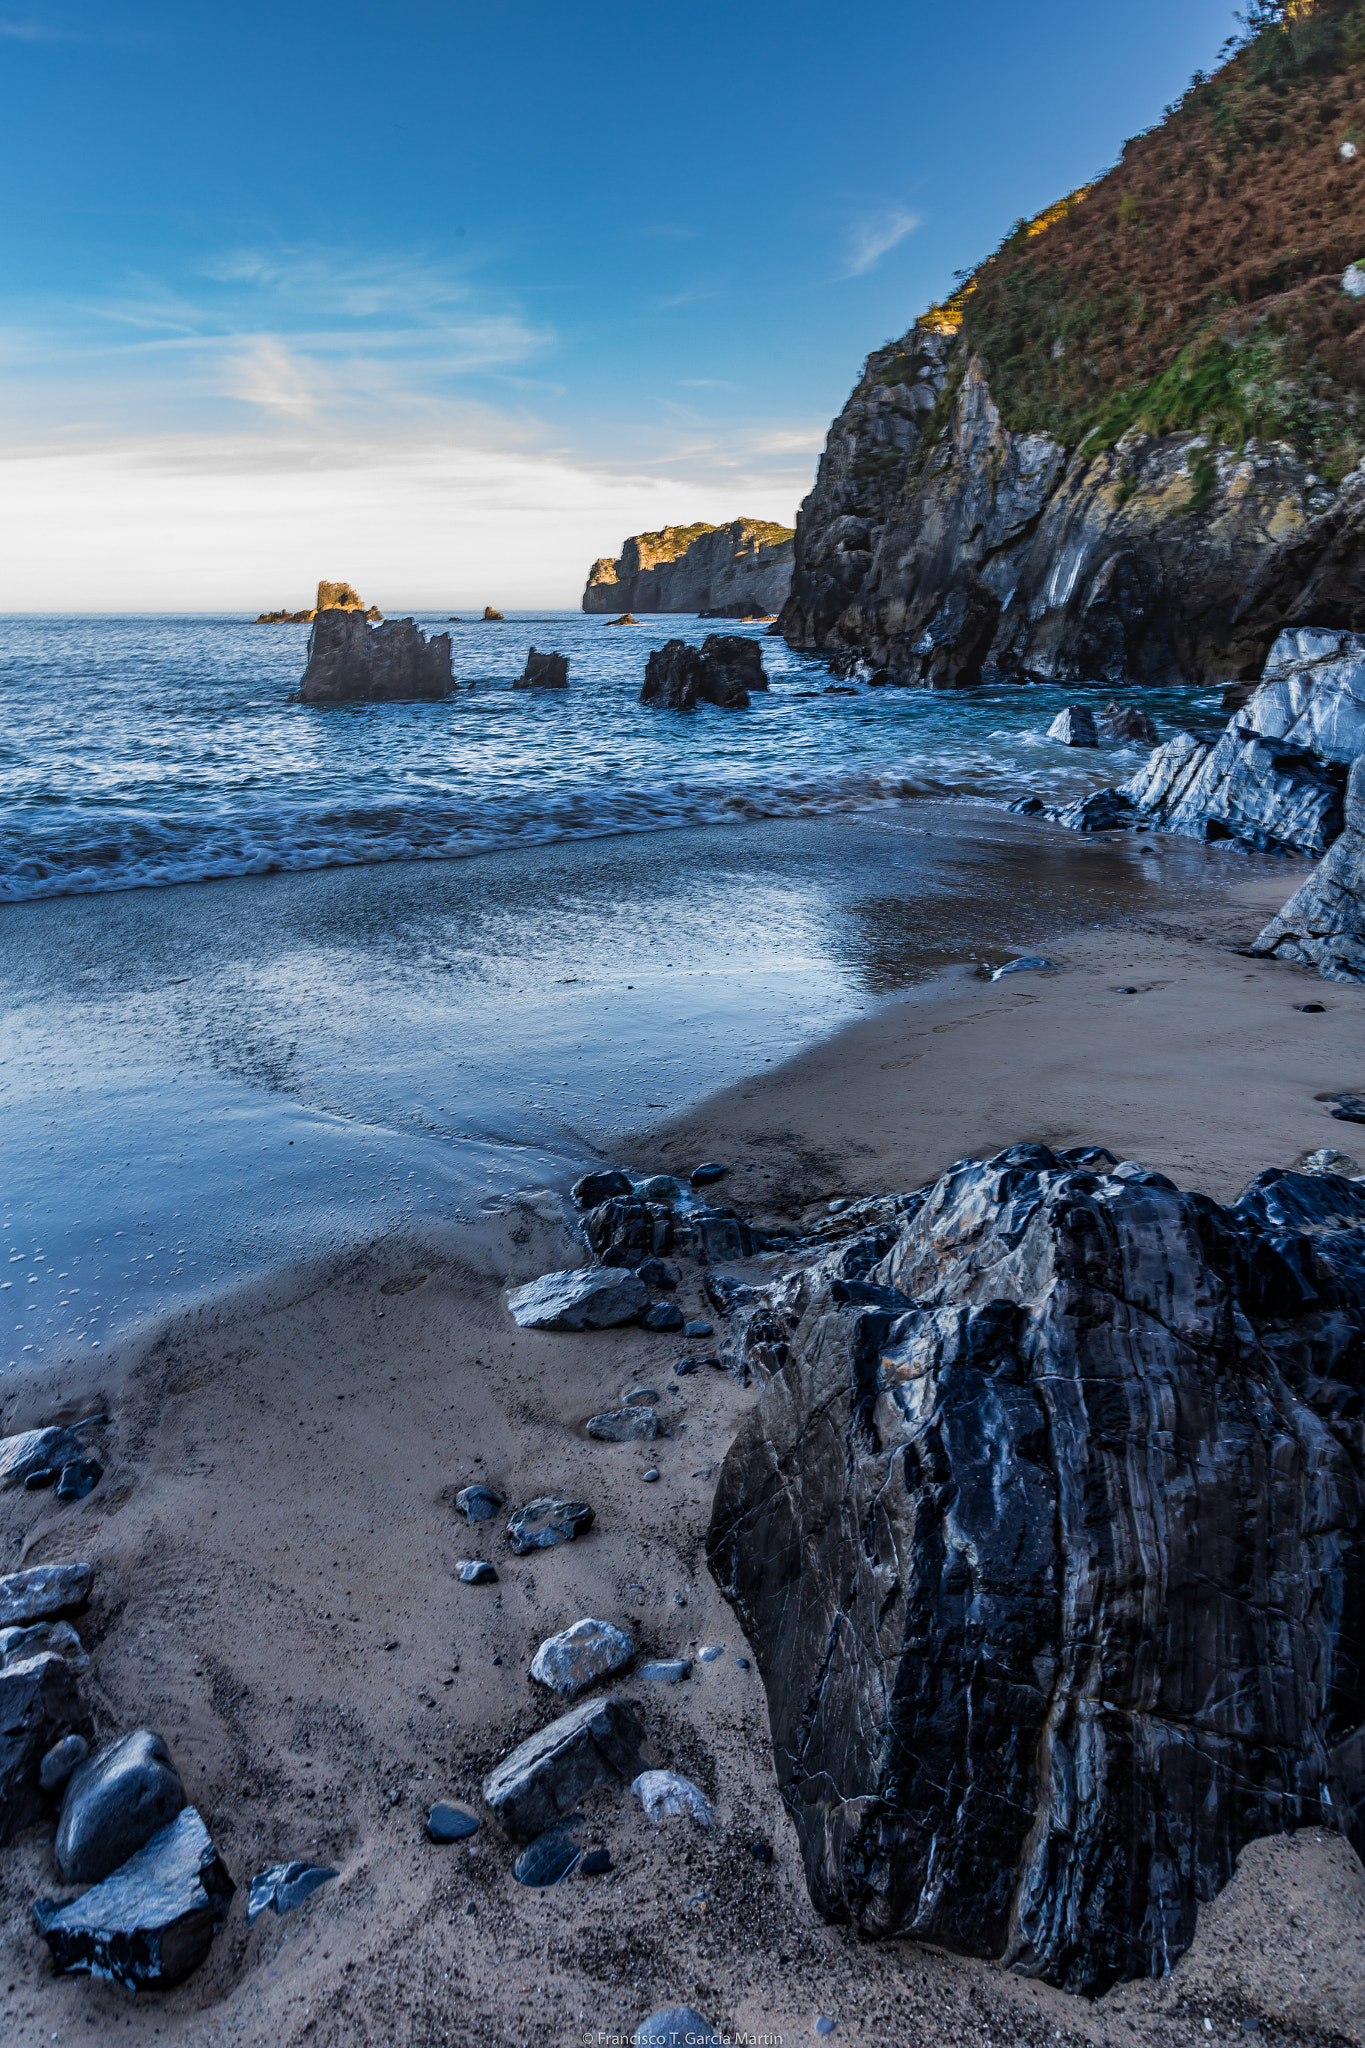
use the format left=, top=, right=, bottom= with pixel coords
left=0, top=610, right=1225, bottom=902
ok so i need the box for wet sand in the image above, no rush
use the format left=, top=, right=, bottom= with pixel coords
left=2, top=816, right=1364, bottom=2047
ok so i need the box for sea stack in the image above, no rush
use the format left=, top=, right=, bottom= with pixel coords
left=513, top=648, right=569, bottom=689
left=299, top=611, right=455, bottom=703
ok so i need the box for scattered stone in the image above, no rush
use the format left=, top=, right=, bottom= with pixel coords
left=246, top=1860, right=337, bottom=1922
left=513, top=1823, right=583, bottom=1885
left=586, top=1407, right=666, bottom=1442
left=690, top=1162, right=729, bottom=1186
left=641, top=1301, right=685, bottom=1333
left=634, top=2008, right=721, bottom=2048
left=1099, top=701, right=1159, bottom=743
left=57, top=1729, right=187, bottom=1885
left=698, top=1646, right=724, bottom=1663
left=635, top=1258, right=679, bottom=1291
left=40, top=1733, right=89, bottom=1795
left=1303, top=1149, right=1361, bottom=1175
left=530, top=1617, right=635, bottom=1697
left=736, top=1657, right=749, bottom=1669
left=455, top=1484, right=504, bottom=1522
left=55, top=1459, right=102, bottom=1503
left=34, top=1807, right=235, bottom=1990
left=481, top=1696, right=647, bottom=1841
left=673, top=1357, right=699, bottom=1376
left=991, top=956, right=1058, bottom=980
left=513, top=647, right=569, bottom=690
left=572, top=1169, right=633, bottom=1209
left=639, top=1659, right=691, bottom=1684
left=0, top=1426, right=101, bottom=1493
left=299, top=610, right=455, bottom=703
left=637, top=1174, right=686, bottom=1203
left=642, top=1469, right=661, bottom=1483
left=507, top=1265, right=648, bottom=1330
left=456, top=1560, right=497, bottom=1584
left=0, top=1618, right=88, bottom=1671
left=683, top=1320, right=713, bottom=1338
left=580, top=1846, right=612, bottom=1874
left=585, top=1196, right=675, bottom=1266
left=1047, top=705, right=1099, bottom=747
left=707, top=1140, right=1365, bottom=1991
left=0, top=1651, right=86, bottom=1844
left=427, top=1803, right=480, bottom=1842
left=23, top=1469, right=55, bottom=1490
left=1331, top=1094, right=1365, bottom=1123
left=816, top=2020, right=836, bottom=2037
left=749, top=1839, right=773, bottom=1863
left=506, top=1498, right=595, bottom=1552
left=0, top=1561, right=93, bottom=1627
left=631, top=1769, right=713, bottom=1826
left=1302, top=1001, right=1327, bottom=1012
left=620, top=1386, right=659, bottom=1407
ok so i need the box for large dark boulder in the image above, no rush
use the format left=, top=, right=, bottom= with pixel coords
left=640, top=636, right=767, bottom=710
left=0, top=1652, right=86, bottom=1845
left=706, top=1143, right=1365, bottom=1995
left=299, top=609, right=455, bottom=703
left=35, top=1807, right=235, bottom=1990
left=57, top=1729, right=186, bottom=1884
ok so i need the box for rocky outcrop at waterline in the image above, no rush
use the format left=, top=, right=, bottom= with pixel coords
left=704, top=1143, right=1365, bottom=1994
left=256, top=579, right=382, bottom=625
left=299, top=610, right=455, bottom=703
left=781, top=10, right=1365, bottom=686
left=585, top=519, right=794, bottom=617
left=640, top=635, right=767, bottom=710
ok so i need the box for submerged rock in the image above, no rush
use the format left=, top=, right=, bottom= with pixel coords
left=706, top=1141, right=1365, bottom=1993
left=1046, top=705, right=1098, bottom=746
left=531, top=1618, right=635, bottom=1697
left=34, top=1807, right=234, bottom=1989
left=481, top=1696, right=647, bottom=1840
left=299, top=610, right=455, bottom=704
left=246, top=1860, right=337, bottom=1922
left=513, top=647, right=569, bottom=689
left=0, top=1562, right=93, bottom=1627
left=58, top=1729, right=187, bottom=1885
left=0, top=1651, right=86, bottom=1845
left=640, top=635, right=767, bottom=711
left=506, top=1497, right=594, bottom=1552
left=507, top=1265, right=647, bottom=1329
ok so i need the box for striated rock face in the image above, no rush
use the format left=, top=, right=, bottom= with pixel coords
left=299, top=610, right=455, bottom=704
left=782, top=333, right=1365, bottom=687
left=1254, top=752, right=1365, bottom=979
left=640, top=636, right=766, bottom=711
left=585, top=519, right=794, bottom=617
left=706, top=1143, right=1365, bottom=1994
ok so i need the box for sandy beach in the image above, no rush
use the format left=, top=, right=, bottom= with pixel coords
left=2, top=816, right=1363, bottom=2047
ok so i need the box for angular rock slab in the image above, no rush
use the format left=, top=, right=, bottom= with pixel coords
left=246, top=1860, right=337, bottom=1922
left=0, top=1561, right=93, bottom=1627
left=506, top=1497, right=594, bottom=1553
left=58, top=1729, right=187, bottom=1885
left=706, top=1142, right=1365, bottom=1993
left=507, top=1266, right=647, bottom=1330
left=631, top=1770, right=712, bottom=1826
left=530, top=1617, right=635, bottom=1698
left=34, top=1807, right=235, bottom=1990
left=482, top=1696, right=646, bottom=1841
left=1253, top=753, right=1365, bottom=982
left=0, top=1651, right=86, bottom=1845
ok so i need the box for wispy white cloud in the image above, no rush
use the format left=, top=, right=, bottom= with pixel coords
left=844, top=206, right=919, bottom=277
left=679, top=378, right=738, bottom=391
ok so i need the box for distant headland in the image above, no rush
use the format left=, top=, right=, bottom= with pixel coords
left=583, top=517, right=793, bottom=616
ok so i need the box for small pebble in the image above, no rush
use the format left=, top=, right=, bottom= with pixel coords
left=736, top=1656, right=749, bottom=1669
left=640, top=1658, right=691, bottom=1683
left=492, top=1654, right=502, bottom=1665
left=642, top=1468, right=660, bottom=1483
left=816, top=2020, right=835, bottom=2037
left=673, top=1357, right=699, bottom=1376
left=1300, top=1002, right=1326, bottom=1013
left=621, top=1386, right=659, bottom=1407
left=579, top=1847, right=612, bottom=1875
left=690, top=1161, right=728, bottom=1186
left=698, top=1645, right=723, bottom=1662
left=426, top=1804, right=479, bottom=1843
left=514, top=1825, right=582, bottom=1887
left=456, top=1559, right=497, bottom=1584
left=749, top=1839, right=773, bottom=1863
left=683, top=1320, right=713, bottom=1338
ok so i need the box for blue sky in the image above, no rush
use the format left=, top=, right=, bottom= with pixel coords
left=0, top=0, right=1238, bottom=608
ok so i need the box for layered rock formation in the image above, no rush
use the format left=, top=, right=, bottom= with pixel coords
left=640, top=636, right=767, bottom=710
left=1254, top=752, right=1365, bottom=977
left=298, top=611, right=455, bottom=704
left=706, top=1144, right=1365, bottom=1994
left=781, top=11, right=1365, bottom=685
left=585, top=520, right=794, bottom=617
left=256, top=580, right=382, bottom=625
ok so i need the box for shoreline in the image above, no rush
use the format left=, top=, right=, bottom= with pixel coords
left=2, top=827, right=1363, bottom=2044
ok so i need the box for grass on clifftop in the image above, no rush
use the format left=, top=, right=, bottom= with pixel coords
left=907, top=0, right=1365, bottom=478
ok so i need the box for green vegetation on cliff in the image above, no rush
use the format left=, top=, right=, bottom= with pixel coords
left=912, top=0, right=1365, bottom=479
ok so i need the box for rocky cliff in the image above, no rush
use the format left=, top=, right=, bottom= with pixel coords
left=584, top=518, right=794, bottom=616
left=783, top=2, right=1365, bottom=686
